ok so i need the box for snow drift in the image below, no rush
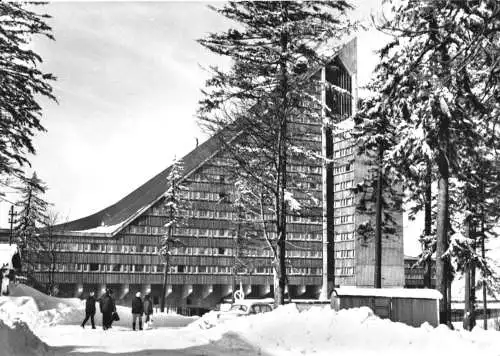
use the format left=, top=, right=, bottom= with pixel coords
left=3, top=283, right=500, bottom=356
left=0, top=283, right=197, bottom=329
left=195, top=304, right=500, bottom=356
left=0, top=320, right=52, bottom=356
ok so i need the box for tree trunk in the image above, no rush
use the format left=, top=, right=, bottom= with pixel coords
left=435, top=117, right=450, bottom=325
left=160, top=254, right=169, bottom=313
left=423, top=160, right=432, bottom=288
left=426, top=10, right=453, bottom=326
left=481, top=211, right=487, bottom=329
left=374, top=144, right=383, bottom=288
left=470, top=222, right=476, bottom=329
left=320, top=67, right=334, bottom=299
left=161, top=186, right=175, bottom=312
left=463, top=214, right=473, bottom=330
left=274, top=4, right=289, bottom=307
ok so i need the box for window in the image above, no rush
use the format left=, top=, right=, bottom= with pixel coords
left=177, top=265, right=185, bottom=273
left=135, top=265, right=144, bottom=272
left=111, top=264, right=121, bottom=272
left=218, top=192, right=228, bottom=202
left=90, top=243, right=100, bottom=251
left=89, top=263, right=99, bottom=272
left=335, top=267, right=354, bottom=275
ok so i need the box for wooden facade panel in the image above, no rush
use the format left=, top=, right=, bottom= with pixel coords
left=119, top=234, right=161, bottom=245
left=335, top=259, right=355, bottom=268
left=35, top=271, right=322, bottom=286
left=334, top=241, right=355, bottom=250
left=391, top=298, right=438, bottom=327
left=170, top=256, right=234, bottom=266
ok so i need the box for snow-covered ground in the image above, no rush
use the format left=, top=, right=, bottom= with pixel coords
left=1, top=283, right=500, bottom=356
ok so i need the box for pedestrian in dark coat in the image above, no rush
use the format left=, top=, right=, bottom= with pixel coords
left=131, top=291, right=144, bottom=330
left=81, top=291, right=97, bottom=329
left=99, top=289, right=116, bottom=330
left=143, top=294, right=153, bottom=324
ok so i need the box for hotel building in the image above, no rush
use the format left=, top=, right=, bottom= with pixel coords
left=20, top=38, right=405, bottom=308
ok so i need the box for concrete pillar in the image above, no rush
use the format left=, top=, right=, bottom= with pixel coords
left=141, top=284, right=151, bottom=296
left=75, top=283, right=84, bottom=298
left=181, top=284, right=193, bottom=299
left=257, top=284, right=271, bottom=297
left=201, top=285, right=213, bottom=299
left=164, top=284, right=173, bottom=298
left=296, top=285, right=306, bottom=297
left=98, top=284, right=107, bottom=298
left=119, top=284, right=130, bottom=300
left=221, top=284, right=233, bottom=298
left=312, top=285, right=322, bottom=298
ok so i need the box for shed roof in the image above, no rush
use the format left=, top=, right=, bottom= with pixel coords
left=334, top=287, right=442, bottom=300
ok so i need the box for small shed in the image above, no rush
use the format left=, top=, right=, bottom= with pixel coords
left=331, top=287, right=442, bottom=327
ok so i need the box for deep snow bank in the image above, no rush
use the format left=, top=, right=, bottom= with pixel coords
left=196, top=304, right=500, bottom=356
left=0, top=283, right=197, bottom=329
left=0, top=320, right=52, bottom=356
left=8, top=283, right=82, bottom=310
left=0, top=284, right=83, bottom=329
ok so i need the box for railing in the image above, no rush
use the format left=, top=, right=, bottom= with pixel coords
left=451, top=308, right=500, bottom=322
left=159, top=305, right=210, bottom=317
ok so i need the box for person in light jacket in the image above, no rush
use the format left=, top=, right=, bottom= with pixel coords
left=81, top=291, right=97, bottom=329
left=131, top=291, right=144, bottom=330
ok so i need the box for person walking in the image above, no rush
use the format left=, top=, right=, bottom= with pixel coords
left=81, top=291, right=97, bottom=329
left=131, top=291, right=144, bottom=331
left=143, top=294, right=153, bottom=325
left=99, top=288, right=116, bottom=330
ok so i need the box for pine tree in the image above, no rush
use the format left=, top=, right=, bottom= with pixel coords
left=232, top=181, right=272, bottom=300
left=198, top=1, right=355, bottom=305
left=14, top=172, right=49, bottom=279
left=159, top=158, right=189, bottom=312
left=366, top=0, right=500, bottom=325
left=448, top=147, right=500, bottom=330
left=0, top=2, right=56, bottom=176
left=33, top=211, right=62, bottom=295
left=352, top=96, right=402, bottom=288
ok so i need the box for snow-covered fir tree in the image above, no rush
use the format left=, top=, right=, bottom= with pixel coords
left=14, top=172, right=49, bottom=279
left=159, top=158, right=190, bottom=311
left=352, top=96, right=402, bottom=288
left=197, top=0, right=355, bottom=305
left=0, top=2, right=56, bottom=177
left=363, top=0, right=500, bottom=325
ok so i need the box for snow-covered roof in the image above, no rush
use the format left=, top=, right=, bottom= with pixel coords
left=77, top=223, right=126, bottom=234
left=334, top=287, right=442, bottom=300
left=54, top=37, right=357, bottom=238
left=0, top=243, right=18, bottom=270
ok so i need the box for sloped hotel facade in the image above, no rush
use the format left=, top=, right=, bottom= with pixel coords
left=31, top=38, right=405, bottom=308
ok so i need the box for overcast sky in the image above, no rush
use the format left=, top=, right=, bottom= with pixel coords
left=0, top=1, right=421, bottom=255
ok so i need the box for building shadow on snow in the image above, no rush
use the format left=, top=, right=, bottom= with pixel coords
left=51, top=332, right=275, bottom=356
